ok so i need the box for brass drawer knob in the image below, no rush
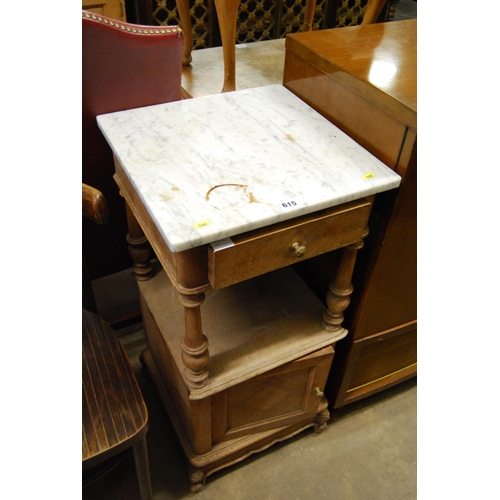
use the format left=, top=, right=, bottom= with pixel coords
left=315, top=387, right=324, bottom=398
left=291, top=242, right=307, bottom=258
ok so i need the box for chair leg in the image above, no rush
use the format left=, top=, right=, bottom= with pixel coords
left=133, top=437, right=154, bottom=500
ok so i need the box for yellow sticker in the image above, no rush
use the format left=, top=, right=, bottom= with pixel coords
left=362, top=172, right=376, bottom=179
left=193, top=220, right=211, bottom=229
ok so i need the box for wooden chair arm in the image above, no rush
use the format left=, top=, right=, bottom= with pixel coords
left=82, top=183, right=109, bottom=224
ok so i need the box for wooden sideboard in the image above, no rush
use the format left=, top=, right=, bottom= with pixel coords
left=284, top=19, right=417, bottom=407
left=82, top=0, right=126, bottom=21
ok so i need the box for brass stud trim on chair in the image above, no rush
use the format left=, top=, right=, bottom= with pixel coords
left=82, top=11, right=183, bottom=36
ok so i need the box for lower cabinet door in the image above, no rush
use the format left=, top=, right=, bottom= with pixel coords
left=211, top=345, right=334, bottom=444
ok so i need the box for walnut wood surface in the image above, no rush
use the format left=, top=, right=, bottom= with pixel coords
left=285, top=20, right=417, bottom=117
left=82, top=310, right=149, bottom=467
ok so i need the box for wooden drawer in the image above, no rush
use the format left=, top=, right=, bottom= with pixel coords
left=208, top=198, right=372, bottom=289
left=211, top=345, right=334, bottom=444
left=329, top=322, right=417, bottom=408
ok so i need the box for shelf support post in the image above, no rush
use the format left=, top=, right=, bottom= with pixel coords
left=179, top=292, right=210, bottom=389
left=322, top=227, right=369, bottom=331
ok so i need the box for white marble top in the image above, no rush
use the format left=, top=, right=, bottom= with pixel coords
left=97, top=85, right=401, bottom=253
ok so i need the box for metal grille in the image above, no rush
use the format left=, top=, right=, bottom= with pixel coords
left=334, top=0, right=367, bottom=27
left=150, top=0, right=388, bottom=49
left=152, top=0, right=211, bottom=49
left=151, top=0, right=332, bottom=47
left=234, top=0, right=330, bottom=42
left=236, top=0, right=277, bottom=42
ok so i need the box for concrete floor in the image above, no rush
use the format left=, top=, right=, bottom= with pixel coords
left=84, top=2, right=417, bottom=498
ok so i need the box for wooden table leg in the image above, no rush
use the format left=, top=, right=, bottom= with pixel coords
left=302, top=0, right=317, bottom=31
left=125, top=201, right=152, bottom=281
left=361, top=0, right=387, bottom=25
left=322, top=228, right=369, bottom=331
left=213, top=0, right=241, bottom=93
left=214, top=0, right=317, bottom=92
left=176, top=0, right=193, bottom=66
left=178, top=291, right=210, bottom=389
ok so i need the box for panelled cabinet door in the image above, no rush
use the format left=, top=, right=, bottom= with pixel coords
left=211, top=346, right=334, bottom=445
left=82, top=0, right=126, bottom=21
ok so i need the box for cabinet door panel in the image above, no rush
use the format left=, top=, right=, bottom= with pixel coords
left=212, top=346, right=334, bottom=444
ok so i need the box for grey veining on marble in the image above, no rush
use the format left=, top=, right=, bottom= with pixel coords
left=97, top=85, right=401, bottom=253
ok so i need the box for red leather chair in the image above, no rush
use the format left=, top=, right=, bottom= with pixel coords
left=82, top=11, right=183, bottom=283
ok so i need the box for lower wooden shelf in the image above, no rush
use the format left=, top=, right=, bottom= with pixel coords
left=138, top=263, right=346, bottom=490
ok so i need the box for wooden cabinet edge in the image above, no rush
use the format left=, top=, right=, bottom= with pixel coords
left=343, top=363, right=416, bottom=405
left=82, top=0, right=127, bottom=22
left=329, top=321, right=417, bottom=408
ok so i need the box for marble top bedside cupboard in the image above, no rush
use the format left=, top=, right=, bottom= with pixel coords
left=283, top=19, right=417, bottom=408
left=97, top=84, right=401, bottom=490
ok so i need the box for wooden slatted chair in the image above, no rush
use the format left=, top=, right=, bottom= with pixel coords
left=82, top=184, right=154, bottom=500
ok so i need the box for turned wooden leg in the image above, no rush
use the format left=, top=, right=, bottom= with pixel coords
left=132, top=437, right=154, bottom=500
left=314, top=407, right=330, bottom=433
left=322, top=228, right=369, bottom=331
left=176, top=0, right=193, bottom=66
left=214, top=0, right=241, bottom=93
left=178, top=292, right=210, bottom=389
left=125, top=202, right=152, bottom=281
left=302, top=0, right=317, bottom=31
left=188, top=466, right=206, bottom=493
left=361, top=0, right=387, bottom=25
